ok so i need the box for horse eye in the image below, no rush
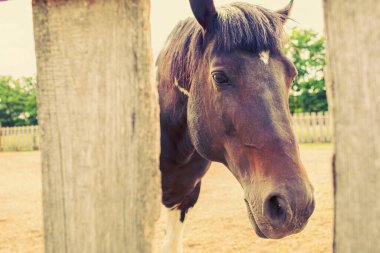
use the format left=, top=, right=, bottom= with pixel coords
left=212, top=72, right=229, bottom=84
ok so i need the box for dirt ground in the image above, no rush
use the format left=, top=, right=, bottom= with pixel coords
left=0, top=144, right=333, bottom=253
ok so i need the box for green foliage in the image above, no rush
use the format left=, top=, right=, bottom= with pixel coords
left=285, top=28, right=328, bottom=113
left=0, top=76, right=37, bottom=127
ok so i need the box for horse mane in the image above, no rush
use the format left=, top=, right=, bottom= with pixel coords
left=156, top=2, right=286, bottom=91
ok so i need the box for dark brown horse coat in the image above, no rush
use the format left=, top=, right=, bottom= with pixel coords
left=157, top=0, right=314, bottom=239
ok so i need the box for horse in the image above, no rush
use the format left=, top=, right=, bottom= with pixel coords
left=156, top=0, right=315, bottom=252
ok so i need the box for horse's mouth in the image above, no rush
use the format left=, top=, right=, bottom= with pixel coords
left=244, top=199, right=267, bottom=239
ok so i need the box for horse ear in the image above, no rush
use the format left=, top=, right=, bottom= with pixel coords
left=189, top=0, right=217, bottom=30
left=276, top=0, right=294, bottom=23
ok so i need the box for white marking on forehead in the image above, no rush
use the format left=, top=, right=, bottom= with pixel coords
left=259, top=50, right=270, bottom=65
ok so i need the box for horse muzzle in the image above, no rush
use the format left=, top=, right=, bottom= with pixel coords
left=244, top=180, right=315, bottom=239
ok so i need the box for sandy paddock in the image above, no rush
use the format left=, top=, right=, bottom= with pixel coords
left=0, top=144, right=333, bottom=253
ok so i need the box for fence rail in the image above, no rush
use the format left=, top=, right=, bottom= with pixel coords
left=0, top=125, right=40, bottom=151
left=0, top=112, right=332, bottom=151
left=292, top=111, right=333, bottom=143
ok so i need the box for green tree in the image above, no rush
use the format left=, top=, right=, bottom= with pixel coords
left=0, top=76, right=37, bottom=127
left=285, top=28, right=327, bottom=113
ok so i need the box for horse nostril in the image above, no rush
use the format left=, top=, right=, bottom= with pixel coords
left=264, top=195, right=289, bottom=227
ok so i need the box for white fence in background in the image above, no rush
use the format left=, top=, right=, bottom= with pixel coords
left=0, top=112, right=332, bottom=151
left=0, top=125, right=40, bottom=151
left=292, top=112, right=333, bottom=143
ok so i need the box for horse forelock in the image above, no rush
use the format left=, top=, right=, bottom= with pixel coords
left=215, top=3, right=284, bottom=52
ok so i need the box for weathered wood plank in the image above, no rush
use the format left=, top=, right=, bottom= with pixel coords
left=324, top=0, right=380, bottom=251
left=32, top=0, right=160, bottom=252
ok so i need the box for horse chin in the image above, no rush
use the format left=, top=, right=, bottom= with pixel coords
left=244, top=199, right=268, bottom=239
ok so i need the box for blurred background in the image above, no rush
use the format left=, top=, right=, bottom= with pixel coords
left=0, top=1, right=333, bottom=252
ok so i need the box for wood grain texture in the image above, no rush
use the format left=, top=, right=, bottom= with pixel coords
left=324, top=0, right=380, bottom=252
left=32, top=0, right=160, bottom=252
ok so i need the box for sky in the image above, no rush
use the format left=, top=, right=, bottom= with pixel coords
left=0, top=0, right=324, bottom=77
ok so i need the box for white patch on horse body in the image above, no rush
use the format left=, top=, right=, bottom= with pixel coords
left=259, top=50, right=270, bottom=65
left=163, top=208, right=185, bottom=253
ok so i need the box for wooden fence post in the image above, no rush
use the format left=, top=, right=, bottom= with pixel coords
left=317, top=112, right=324, bottom=142
left=311, top=112, right=317, bottom=142
left=33, top=126, right=39, bottom=150
left=324, top=0, right=380, bottom=252
left=298, top=113, right=305, bottom=143
left=32, top=0, right=160, bottom=252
